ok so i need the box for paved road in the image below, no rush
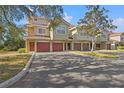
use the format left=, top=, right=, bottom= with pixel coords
left=10, top=52, right=124, bottom=88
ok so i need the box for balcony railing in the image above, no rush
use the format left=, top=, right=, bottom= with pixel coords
left=74, top=35, right=92, bottom=41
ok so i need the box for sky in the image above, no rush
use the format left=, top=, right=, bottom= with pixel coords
left=18, top=5, right=124, bottom=32
left=63, top=5, right=124, bottom=32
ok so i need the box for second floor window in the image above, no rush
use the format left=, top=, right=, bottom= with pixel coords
left=36, top=29, right=45, bottom=35
left=56, top=26, right=66, bottom=34
left=34, top=18, right=37, bottom=21
left=121, top=37, right=124, bottom=41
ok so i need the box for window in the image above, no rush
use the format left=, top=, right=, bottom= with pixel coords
left=36, top=29, right=45, bottom=35
left=121, top=37, right=124, bottom=41
left=56, top=26, right=66, bottom=34
left=34, top=18, right=37, bottom=21
left=101, top=33, right=106, bottom=38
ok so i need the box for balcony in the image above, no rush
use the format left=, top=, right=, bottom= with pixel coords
left=73, top=34, right=92, bottom=41
left=24, top=36, right=51, bottom=40
left=96, top=36, right=108, bottom=42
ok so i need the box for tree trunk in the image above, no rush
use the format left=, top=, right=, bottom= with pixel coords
left=91, top=37, right=95, bottom=52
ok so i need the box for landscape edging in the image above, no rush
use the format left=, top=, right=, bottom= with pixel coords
left=0, top=52, right=35, bottom=88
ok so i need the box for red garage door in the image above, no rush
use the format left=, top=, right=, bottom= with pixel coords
left=37, top=42, right=50, bottom=52
left=30, top=42, right=35, bottom=51
left=74, top=43, right=81, bottom=51
left=53, top=43, right=63, bottom=51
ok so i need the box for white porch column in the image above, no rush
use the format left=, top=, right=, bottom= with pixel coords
left=81, top=43, right=83, bottom=51
left=34, top=41, right=37, bottom=52
left=105, top=43, right=107, bottom=49
left=50, top=41, right=53, bottom=52
left=89, top=42, right=91, bottom=50
left=63, top=42, right=65, bottom=51
left=72, top=42, right=74, bottom=50
left=66, top=43, right=68, bottom=51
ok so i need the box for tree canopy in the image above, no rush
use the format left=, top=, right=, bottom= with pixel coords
left=78, top=5, right=117, bottom=51
left=0, top=5, right=63, bottom=50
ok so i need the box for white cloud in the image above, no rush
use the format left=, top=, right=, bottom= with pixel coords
left=113, top=18, right=124, bottom=32
left=113, top=18, right=124, bottom=26
left=64, top=12, right=73, bottom=22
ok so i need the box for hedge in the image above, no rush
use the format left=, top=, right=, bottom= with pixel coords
left=117, top=46, right=124, bottom=50
left=18, top=48, right=26, bottom=53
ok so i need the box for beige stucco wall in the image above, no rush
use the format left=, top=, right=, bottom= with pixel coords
left=28, top=26, right=50, bottom=37
left=110, top=36, right=120, bottom=41
left=25, top=39, right=33, bottom=52
left=28, top=17, right=71, bottom=40
left=34, top=26, right=50, bottom=36
left=28, top=17, right=50, bottom=38
left=29, top=17, right=49, bottom=25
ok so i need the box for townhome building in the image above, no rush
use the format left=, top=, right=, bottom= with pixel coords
left=25, top=16, right=74, bottom=52
left=109, top=32, right=124, bottom=49
left=70, top=27, right=92, bottom=51
left=96, top=31, right=111, bottom=50
left=25, top=17, right=110, bottom=52
left=70, top=27, right=110, bottom=51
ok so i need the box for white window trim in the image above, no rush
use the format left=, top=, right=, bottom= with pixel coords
left=56, top=25, right=66, bottom=35
left=36, top=28, right=46, bottom=35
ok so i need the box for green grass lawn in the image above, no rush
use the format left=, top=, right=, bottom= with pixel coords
left=70, top=51, right=119, bottom=58
left=0, top=51, right=32, bottom=83
left=98, top=49, right=124, bottom=52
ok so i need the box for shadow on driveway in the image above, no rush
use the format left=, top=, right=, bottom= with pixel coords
left=10, top=52, right=124, bottom=88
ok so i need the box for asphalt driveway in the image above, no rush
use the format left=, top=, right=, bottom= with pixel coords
left=10, top=52, right=124, bottom=88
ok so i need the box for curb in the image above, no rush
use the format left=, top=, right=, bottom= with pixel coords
left=0, top=52, right=36, bottom=88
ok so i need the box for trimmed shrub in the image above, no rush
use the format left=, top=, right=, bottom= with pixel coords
left=2, top=47, right=11, bottom=51
left=117, top=46, right=124, bottom=50
left=18, top=48, right=26, bottom=53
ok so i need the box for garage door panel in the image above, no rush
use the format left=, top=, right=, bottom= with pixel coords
left=37, top=42, right=50, bottom=52
left=74, top=43, right=81, bottom=51
left=53, top=43, right=63, bottom=51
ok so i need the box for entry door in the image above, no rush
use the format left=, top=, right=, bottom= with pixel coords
left=68, top=43, right=71, bottom=50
